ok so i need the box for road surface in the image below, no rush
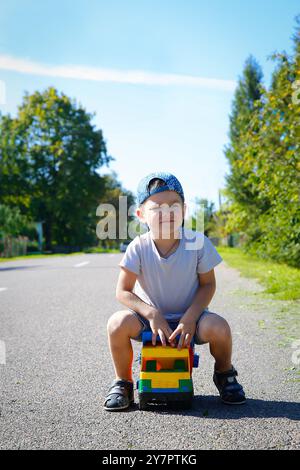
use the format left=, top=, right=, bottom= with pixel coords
left=0, top=253, right=299, bottom=449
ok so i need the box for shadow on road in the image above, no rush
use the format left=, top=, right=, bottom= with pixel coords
left=125, top=395, right=300, bottom=420
left=0, top=265, right=43, bottom=272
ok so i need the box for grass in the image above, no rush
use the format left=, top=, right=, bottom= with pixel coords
left=217, top=246, right=300, bottom=363
left=217, top=246, right=300, bottom=301
left=0, top=248, right=119, bottom=263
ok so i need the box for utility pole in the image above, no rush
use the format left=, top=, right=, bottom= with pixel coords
left=218, top=189, right=222, bottom=212
left=35, top=221, right=44, bottom=253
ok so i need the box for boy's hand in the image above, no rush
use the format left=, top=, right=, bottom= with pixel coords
left=148, top=309, right=176, bottom=347
left=168, top=316, right=196, bottom=350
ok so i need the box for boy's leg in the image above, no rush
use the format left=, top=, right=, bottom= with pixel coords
left=104, top=310, right=144, bottom=411
left=106, top=310, right=143, bottom=382
left=195, top=312, right=232, bottom=372
left=196, top=312, right=246, bottom=404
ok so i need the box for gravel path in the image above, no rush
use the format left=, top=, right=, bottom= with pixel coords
left=0, top=254, right=299, bottom=449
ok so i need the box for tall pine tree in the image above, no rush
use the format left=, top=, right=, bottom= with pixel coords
left=224, top=18, right=300, bottom=267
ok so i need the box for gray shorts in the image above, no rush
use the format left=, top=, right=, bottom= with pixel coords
left=130, top=309, right=212, bottom=345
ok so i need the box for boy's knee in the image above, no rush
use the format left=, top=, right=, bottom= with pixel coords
left=107, top=310, right=135, bottom=336
left=200, top=313, right=231, bottom=340
left=211, top=315, right=231, bottom=338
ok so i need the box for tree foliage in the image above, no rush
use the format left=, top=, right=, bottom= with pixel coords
left=0, top=87, right=133, bottom=250
left=224, top=18, right=300, bottom=267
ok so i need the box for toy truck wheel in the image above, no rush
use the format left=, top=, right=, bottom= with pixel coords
left=184, top=397, right=194, bottom=409
left=168, top=398, right=193, bottom=410
left=193, top=354, right=199, bottom=368
left=138, top=396, right=148, bottom=411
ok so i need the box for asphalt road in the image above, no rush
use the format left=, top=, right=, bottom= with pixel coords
left=0, top=253, right=299, bottom=450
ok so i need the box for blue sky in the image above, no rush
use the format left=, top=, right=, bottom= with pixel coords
left=0, top=0, right=299, bottom=210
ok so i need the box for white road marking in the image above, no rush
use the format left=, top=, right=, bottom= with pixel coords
left=0, top=340, right=6, bottom=365
left=0, top=287, right=8, bottom=292
left=74, top=261, right=90, bottom=268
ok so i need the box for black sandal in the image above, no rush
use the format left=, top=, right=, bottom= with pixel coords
left=104, top=379, right=134, bottom=411
left=213, top=366, right=246, bottom=405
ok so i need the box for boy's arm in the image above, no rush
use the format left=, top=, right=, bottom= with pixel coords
left=182, top=269, right=216, bottom=322
left=169, top=269, right=216, bottom=349
left=116, top=267, right=157, bottom=320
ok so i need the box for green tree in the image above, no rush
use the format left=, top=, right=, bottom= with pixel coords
left=96, top=171, right=136, bottom=248
left=224, top=55, right=264, bottom=209
left=0, top=87, right=114, bottom=250
left=0, top=204, right=33, bottom=237
left=223, top=18, right=300, bottom=267
left=186, top=197, right=216, bottom=236
left=243, top=18, right=300, bottom=265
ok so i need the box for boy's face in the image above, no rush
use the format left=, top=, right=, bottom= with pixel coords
left=136, top=190, right=186, bottom=238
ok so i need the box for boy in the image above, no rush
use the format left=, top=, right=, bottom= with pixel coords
left=104, top=171, right=246, bottom=411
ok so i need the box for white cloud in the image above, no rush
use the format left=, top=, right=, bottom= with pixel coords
left=0, top=54, right=236, bottom=92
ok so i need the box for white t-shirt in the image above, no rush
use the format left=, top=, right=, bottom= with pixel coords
left=118, top=227, right=223, bottom=321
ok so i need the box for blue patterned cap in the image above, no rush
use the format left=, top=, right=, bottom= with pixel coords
left=136, top=171, right=185, bottom=205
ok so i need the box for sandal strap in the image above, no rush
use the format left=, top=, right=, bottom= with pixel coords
left=215, top=366, right=238, bottom=379
left=106, top=386, right=130, bottom=397
left=106, top=380, right=133, bottom=397
left=104, top=380, right=133, bottom=407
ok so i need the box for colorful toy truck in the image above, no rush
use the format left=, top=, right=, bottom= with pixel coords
left=136, top=331, right=199, bottom=410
